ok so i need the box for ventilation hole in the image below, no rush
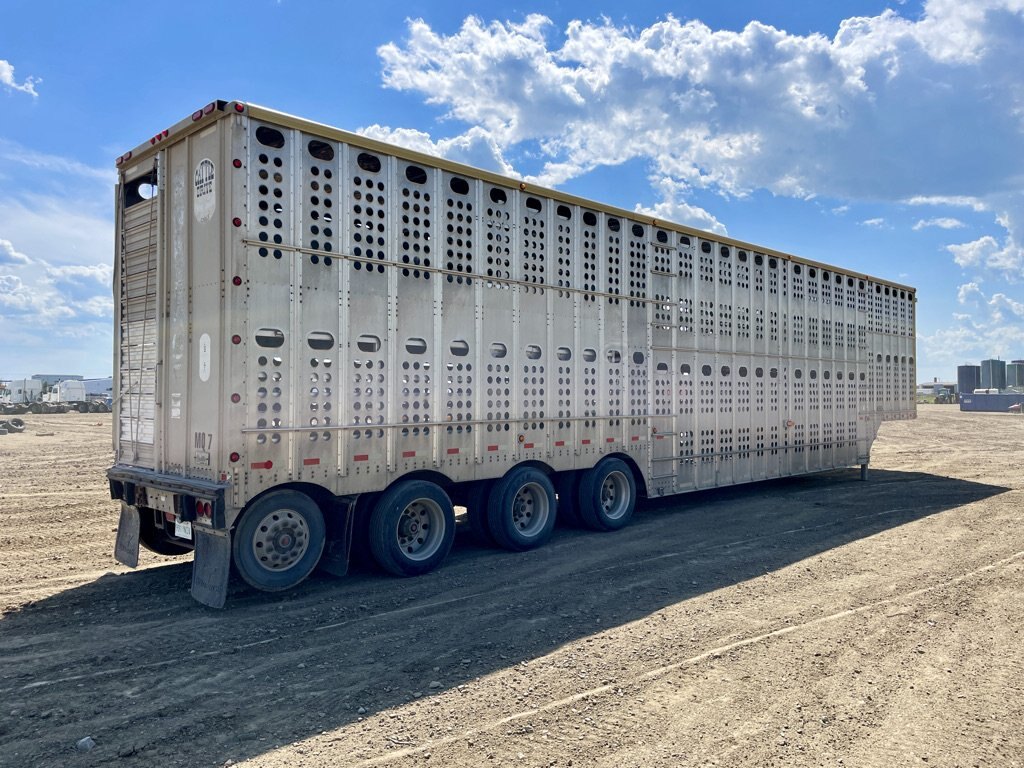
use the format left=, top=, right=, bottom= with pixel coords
left=632, top=351, right=645, bottom=365
left=489, top=187, right=507, bottom=204
left=357, top=153, right=381, bottom=173
left=406, top=337, right=427, bottom=355
left=582, top=348, right=597, bottom=362
left=256, top=126, right=285, bottom=149
left=255, top=328, right=285, bottom=348
left=656, top=230, right=668, bottom=244
left=449, top=177, right=469, bottom=195
left=525, top=196, right=542, bottom=213
left=794, top=264, right=802, bottom=275
left=701, top=364, right=712, bottom=376
left=525, top=344, right=542, bottom=360
left=631, top=223, right=644, bottom=237
left=308, top=140, right=334, bottom=161
left=607, top=349, right=622, bottom=364
left=720, top=246, right=730, bottom=258
left=721, top=365, right=731, bottom=376
left=607, top=218, right=620, bottom=232
left=556, top=204, right=571, bottom=220
left=449, top=340, right=469, bottom=357
left=681, top=363, right=691, bottom=375
left=489, top=342, right=508, bottom=358
left=307, top=331, right=334, bottom=350
left=556, top=347, right=572, bottom=361
left=679, top=235, right=691, bottom=246
left=583, top=211, right=597, bottom=226
left=656, top=362, right=669, bottom=372
left=701, top=241, right=712, bottom=253
left=739, top=366, right=748, bottom=377
left=405, top=165, right=427, bottom=184
left=357, top=334, right=381, bottom=353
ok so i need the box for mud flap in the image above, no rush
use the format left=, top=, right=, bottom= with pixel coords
left=114, top=502, right=140, bottom=568
left=318, top=496, right=356, bottom=578
left=191, top=527, right=231, bottom=609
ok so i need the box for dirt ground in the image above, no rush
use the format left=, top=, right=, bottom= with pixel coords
left=0, top=406, right=1021, bottom=768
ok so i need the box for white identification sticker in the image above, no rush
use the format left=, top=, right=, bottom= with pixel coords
left=174, top=520, right=193, bottom=540
left=193, top=158, right=216, bottom=222
left=199, top=333, right=211, bottom=382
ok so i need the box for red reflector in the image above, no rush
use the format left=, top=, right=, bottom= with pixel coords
left=165, top=511, right=175, bottom=522
left=231, top=334, right=241, bottom=345
left=523, top=443, right=534, bottom=449
left=150, top=138, right=157, bottom=145
left=204, top=102, right=216, bottom=115
left=232, top=217, right=242, bottom=227
left=655, top=434, right=664, bottom=440
left=162, top=129, right=169, bottom=137
left=606, top=437, right=615, bottom=443
left=251, top=460, right=273, bottom=470
left=230, top=393, right=241, bottom=403
left=303, top=458, right=320, bottom=466
left=232, top=276, right=242, bottom=286
left=354, top=454, right=369, bottom=462
left=487, top=445, right=498, bottom=452
left=192, top=110, right=203, bottom=121
left=233, top=159, right=242, bottom=168
left=123, top=151, right=132, bottom=161
left=229, top=452, right=240, bottom=463
left=554, top=440, right=565, bottom=447
left=234, top=103, right=245, bottom=113
left=116, top=156, right=123, bottom=166
left=195, top=499, right=203, bottom=514
left=402, top=450, right=416, bottom=458
left=446, top=448, right=459, bottom=455
left=581, top=439, right=591, bottom=445
left=631, top=435, right=640, bottom=442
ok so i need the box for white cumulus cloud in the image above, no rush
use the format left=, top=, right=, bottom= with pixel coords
left=0, top=59, right=39, bottom=97
left=912, top=217, right=965, bottom=230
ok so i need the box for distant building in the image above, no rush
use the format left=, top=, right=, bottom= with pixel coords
left=980, top=359, right=1006, bottom=391
left=32, top=373, right=84, bottom=388
left=1007, top=361, right=1024, bottom=390
left=957, top=364, right=981, bottom=395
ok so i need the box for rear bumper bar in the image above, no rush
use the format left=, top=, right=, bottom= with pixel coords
left=107, top=465, right=231, bottom=529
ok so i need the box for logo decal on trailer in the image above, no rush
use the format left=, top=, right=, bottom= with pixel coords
left=194, top=158, right=216, bottom=222
left=199, top=333, right=212, bottom=382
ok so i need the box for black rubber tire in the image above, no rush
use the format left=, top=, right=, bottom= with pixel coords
left=232, top=490, right=326, bottom=591
left=553, top=471, right=583, bottom=527
left=464, top=480, right=496, bottom=545
left=78, top=403, right=90, bottom=414
left=369, top=481, right=455, bottom=577
left=486, top=466, right=557, bottom=551
left=138, top=509, right=193, bottom=556
left=28, top=403, right=41, bottom=414
left=7, top=418, right=25, bottom=432
left=578, top=458, right=637, bottom=532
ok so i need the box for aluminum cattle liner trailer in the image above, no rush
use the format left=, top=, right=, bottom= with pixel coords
left=108, top=100, right=917, bottom=607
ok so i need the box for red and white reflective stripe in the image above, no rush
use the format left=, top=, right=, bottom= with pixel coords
left=353, top=454, right=369, bottom=462
left=523, top=442, right=534, bottom=449
left=446, top=448, right=460, bottom=455
left=250, top=460, right=273, bottom=470
left=303, top=458, right=320, bottom=466
left=402, top=450, right=416, bottom=458
left=554, top=440, right=565, bottom=447
left=487, top=445, right=499, bottom=452
left=581, top=439, right=591, bottom=445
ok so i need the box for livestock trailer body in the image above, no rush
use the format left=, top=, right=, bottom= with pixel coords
left=108, top=100, right=917, bottom=606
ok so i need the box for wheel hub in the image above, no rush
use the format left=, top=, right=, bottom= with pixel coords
left=251, top=510, right=310, bottom=571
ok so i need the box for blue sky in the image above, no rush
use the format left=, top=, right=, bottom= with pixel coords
left=1, top=0, right=1022, bottom=382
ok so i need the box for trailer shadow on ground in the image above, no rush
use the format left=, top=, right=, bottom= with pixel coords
left=0, top=468, right=1010, bottom=767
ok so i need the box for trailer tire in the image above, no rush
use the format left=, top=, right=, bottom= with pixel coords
left=78, top=403, right=90, bottom=414
left=464, top=480, right=496, bottom=546
left=232, top=490, right=326, bottom=592
left=578, top=458, right=636, bottom=532
left=486, top=466, right=557, bottom=552
left=369, top=481, right=455, bottom=577
left=554, top=471, right=583, bottom=527
left=28, top=403, right=41, bottom=414
left=4, top=418, right=25, bottom=433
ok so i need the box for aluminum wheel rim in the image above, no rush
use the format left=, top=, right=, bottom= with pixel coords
left=600, top=471, right=631, bottom=520
left=251, top=509, right=310, bottom=571
left=513, top=482, right=550, bottom=537
left=397, top=499, right=445, bottom=561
